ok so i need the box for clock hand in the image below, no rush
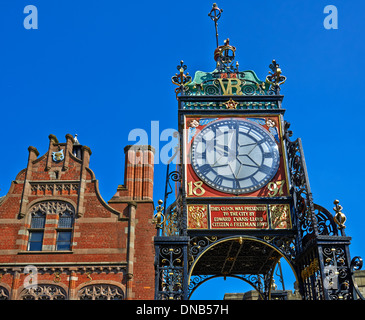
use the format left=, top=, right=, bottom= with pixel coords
left=214, top=145, right=227, bottom=155
left=228, top=162, right=240, bottom=179
left=246, top=154, right=260, bottom=167
left=211, top=163, right=229, bottom=169
left=237, top=156, right=259, bottom=168
left=237, top=143, right=257, bottom=156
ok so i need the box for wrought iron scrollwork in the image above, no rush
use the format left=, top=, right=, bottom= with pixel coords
left=284, top=121, right=320, bottom=249
left=153, top=142, right=184, bottom=236
left=314, top=204, right=338, bottom=236
left=189, top=236, right=219, bottom=262
left=188, top=274, right=265, bottom=299
left=265, top=60, right=286, bottom=94
left=171, top=61, right=192, bottom=98
left=262, top=236, right=296, bottom=263
left=156, top=246, right=185, bottom=300
left=162, top=198, right=183, bottom=236
left=160, top=165, right=183, bottom=236
left=284, top=122, right=345, bottom=242
left=351, top=256, right=365, bottom=300
left=322, top=246, right=353, bottom=300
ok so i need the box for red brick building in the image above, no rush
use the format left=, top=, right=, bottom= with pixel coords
left=0, top=134, right=156, bottom=300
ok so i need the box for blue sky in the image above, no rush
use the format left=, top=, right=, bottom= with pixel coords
left=1, top=0, right=364, bottom=299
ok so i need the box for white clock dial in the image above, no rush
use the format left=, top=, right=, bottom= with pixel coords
left=191, top=118, right=280, bottom=194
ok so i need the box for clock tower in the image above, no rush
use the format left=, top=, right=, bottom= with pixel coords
left=154, top=3, right=363, bottom=300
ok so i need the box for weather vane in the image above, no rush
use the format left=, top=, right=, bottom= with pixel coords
left=208, top=3, right=223, bottom=48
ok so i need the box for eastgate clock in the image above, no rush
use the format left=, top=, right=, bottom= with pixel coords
left=190, top=118, right=280, bottom=194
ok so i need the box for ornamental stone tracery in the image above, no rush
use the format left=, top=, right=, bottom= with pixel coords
left=29, top=200, right=75, bottom=217
left=19, top=284, right=67, bottom=300
left=77, top=284, right=124, bottom=300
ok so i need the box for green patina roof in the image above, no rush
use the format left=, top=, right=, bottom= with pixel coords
left=191, top=69, right=263, bottom=85
left=184, top=69, right=272, bottom=96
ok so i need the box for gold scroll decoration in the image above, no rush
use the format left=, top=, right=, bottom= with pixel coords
left=187, top=205, right=208, bottom=229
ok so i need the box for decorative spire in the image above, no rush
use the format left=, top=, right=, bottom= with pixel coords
left=213, top=38, right=239, bottom=73
left=171, top=60, right=192, bottom=98
left=265, top=60, right=287, bottom=94
left=208, top=3, right=223, bottom=48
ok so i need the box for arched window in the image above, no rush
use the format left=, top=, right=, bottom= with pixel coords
left=27, top=201, right=75, bottom=251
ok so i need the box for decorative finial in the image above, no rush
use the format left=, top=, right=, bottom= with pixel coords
left=208, top=3, right=223, bottom=48
left=265, top=59, right=287, bottom=94
left=153, top=199, right=164, bottom=229
left=271, top=279, right=278, bottom=291
left=333, top=199, right=346, bottom=231
left=213, top=38, right=238, bottom=72
left=171, top=60, right=192, bottom=99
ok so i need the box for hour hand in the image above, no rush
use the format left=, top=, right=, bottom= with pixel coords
left=214, top=144, right=227, bottom=155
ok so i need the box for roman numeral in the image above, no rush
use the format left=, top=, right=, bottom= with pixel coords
left=251, top=176, right=259, bottom=186
left=259, top=165, right=272, bottom=174
left=233, top=180, right=241, bottom=189
left=199, top=164, right=211, bottom=175
left=213, top=175, right=224, bottom=186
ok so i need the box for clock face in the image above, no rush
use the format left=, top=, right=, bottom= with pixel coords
left=190, top=118, right=280, bottom=194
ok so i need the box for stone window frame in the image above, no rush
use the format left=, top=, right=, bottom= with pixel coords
left=27, top=210, right=46, bottom=251
left=56, top=209, right=74, bottom=251
left=25, top=200, right=76, bottom=252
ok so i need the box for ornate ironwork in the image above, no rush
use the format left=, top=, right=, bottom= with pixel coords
left=188, top=274, right=265, bottom=299
left=187, top=236, right=296, bottom=300
left=153, top=200, right=164, bottom=231
left=333, top=199, right=347, bottom=234
left=208, top=3, right=223, bottom=48
left=171, top=61, right=192, bottom=98
left=154, top=238, right=189, bottom=300
left=265, top=59, right=286, bottom=94
left=261, top=235, right=296, bottom=263
left=351, top=256, right=365, bottom=300
left=284, top=121, right=319, bottom=250
left=157, top=3, right=364, bottom=302
left=313, top=204, right=338, bottom=236
left=214, top=38, right=239, bottom=73
left=161, top=147, right=183, bottom=236
left=322, top=246, right=353, bottom=300
left=189, top=236, right=219, bottom=263
left=181, top=70, right=278, bottom=97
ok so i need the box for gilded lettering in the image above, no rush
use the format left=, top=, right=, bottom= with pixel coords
left=217, top=78, right=243, bottom=95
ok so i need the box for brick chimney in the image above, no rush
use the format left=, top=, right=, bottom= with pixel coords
left=108, top=144, right=156, bottom=299
left=111, top=145, right=155, bottom=201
